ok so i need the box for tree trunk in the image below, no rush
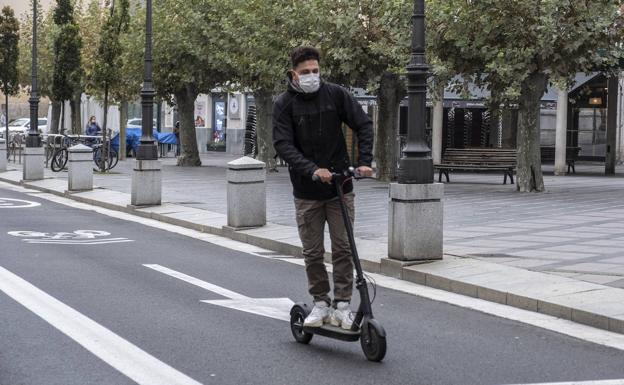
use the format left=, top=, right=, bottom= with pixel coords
left=101, top=84, right=109, bottom=173
left=501, top=108, right=518, bottom=148
left=119, top=100, right=128, bottom=161
left=61, top=101, right=66, bottom=134
left=605, top=76, right=618, bottom=175
left=375, top=72, right=406, bottom=181
left=5, top=94, right=8, bottom=158
left=70, top=92, right=81, bottom=134
left=50, top=100, right=62, bottom=134
left=254, top=90, right=276, bottom=170
left=516, top=73, right=547, bottom=192
left=174, top=84, right=201, bottom=166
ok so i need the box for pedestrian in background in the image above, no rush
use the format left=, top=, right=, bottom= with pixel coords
left=85, top=116, right=101, bottom=136
left=174, top=121, right=180, bottom=156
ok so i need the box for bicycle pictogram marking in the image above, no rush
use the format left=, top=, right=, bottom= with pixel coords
left=7, top=230, right=133, bottom=245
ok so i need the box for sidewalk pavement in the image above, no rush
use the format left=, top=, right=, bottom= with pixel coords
left=2, top=155, right=624, bottom=335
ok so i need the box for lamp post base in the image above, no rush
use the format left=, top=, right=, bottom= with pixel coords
left=23, top=147, right=44, bottom=181
left=0, top=139, right=6, bottom=172
left=397, top=157, right=434, bottom=184
left=388, top=182, right=443, bottom=261
left=136, top=143, right=159, bottom=160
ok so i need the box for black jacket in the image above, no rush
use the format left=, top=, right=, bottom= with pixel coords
left=273, top=81, right=374, bottom=200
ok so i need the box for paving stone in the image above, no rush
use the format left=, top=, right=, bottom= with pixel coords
left=502, top=259, right=557, bottom=269
left=561, top=263, right=624, bottom=275
left=572, top=274, right=623, bottom=285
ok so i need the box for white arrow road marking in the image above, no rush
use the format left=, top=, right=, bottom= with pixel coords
left=0, top=265, right=202, bottom=385
left=201, top=298, right=294, bottom=322
left=144, top=264, right=294, bottom=322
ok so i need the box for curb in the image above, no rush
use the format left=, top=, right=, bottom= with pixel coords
left=2, top=172, right=623, bottom=336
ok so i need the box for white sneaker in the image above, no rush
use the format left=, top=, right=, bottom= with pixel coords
left=330, top=302, right=354, bottom=330
left=303, top=301, right=330, bottom=327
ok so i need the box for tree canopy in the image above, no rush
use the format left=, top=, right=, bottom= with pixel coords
left=90, top=0, right=130, bottom=98
left=0, top=6, right=20, bottom=98
left=51, top=0, right=82, bottom=124
left=17, top=1, right=54, bottom=99
left=428, top=0, right=624, bottom=191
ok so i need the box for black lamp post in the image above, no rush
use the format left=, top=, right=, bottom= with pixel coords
left=26, top=0, right=41, bottom=148
left=397, top=0, right=433, bottom=184
left=136, top=0, right=157, bottom=160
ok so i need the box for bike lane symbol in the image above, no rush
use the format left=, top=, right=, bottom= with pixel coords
left=0, top=198, right=41, bottom=209
left=7, top=230, right=134, bottom=245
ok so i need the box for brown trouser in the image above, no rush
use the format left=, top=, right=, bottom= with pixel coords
left=294, top=193, right=355, bottom=306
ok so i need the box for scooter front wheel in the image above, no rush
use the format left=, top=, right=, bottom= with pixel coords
left=290, top=304, right=313, bottom=344
left=360, top=319, right=386, bottom=362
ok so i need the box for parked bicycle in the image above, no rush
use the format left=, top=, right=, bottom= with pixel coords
left=92, top=134, right=119, bottom=172
left=50, top=134, right=82, bottom=172
left=47, top=131, right=118, bottom=172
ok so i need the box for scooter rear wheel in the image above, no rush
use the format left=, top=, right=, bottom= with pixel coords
left=290, top=306, right=313, bottom=344
left=360, top=320, right=386, bottom=362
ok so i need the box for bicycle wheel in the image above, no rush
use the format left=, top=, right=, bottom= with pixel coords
left=107, top=148, right=119, bottom=170
left=44, top=142, right=54, bottom=163
left=93, top=146, right=105, bottom=171
left=51, top=148, right=68, bottom=172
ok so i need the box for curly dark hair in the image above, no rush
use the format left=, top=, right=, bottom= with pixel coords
left=290, top=46, right=320, bottom=68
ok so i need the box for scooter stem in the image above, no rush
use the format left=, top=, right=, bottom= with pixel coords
left=334, top=176, right=373, bottom=318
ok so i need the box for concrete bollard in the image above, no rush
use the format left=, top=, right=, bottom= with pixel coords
left=227, top=156, right=266, bottom=229
left=387, top=183, right=444, bottom=261
left=131, top=159, right=162, bottom=206
left=67, top=144, right=94, bottom=192
left=23, top=146, right=45, bottom=181
left=0, top=138, right=6, bottom=172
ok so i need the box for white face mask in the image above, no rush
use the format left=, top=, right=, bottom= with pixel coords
left=298, top=73, right=320, bottom=94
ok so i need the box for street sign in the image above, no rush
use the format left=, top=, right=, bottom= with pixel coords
left=7, top=230, right=133, bottom=245
left=144, top=264, right=294, bottom=322
left=0, top=198, right=41, bottom=208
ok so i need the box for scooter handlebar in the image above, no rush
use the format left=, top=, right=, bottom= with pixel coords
left=312, top=167, right=371, bottom=182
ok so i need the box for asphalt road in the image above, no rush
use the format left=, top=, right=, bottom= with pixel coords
left=1, top=185, right=624, bottom=385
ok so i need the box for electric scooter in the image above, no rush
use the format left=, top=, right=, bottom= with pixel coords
left=289, top=168, right=387, bottom=362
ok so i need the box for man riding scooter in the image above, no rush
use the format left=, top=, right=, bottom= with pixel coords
left=273, top=46, right=374, bottom=330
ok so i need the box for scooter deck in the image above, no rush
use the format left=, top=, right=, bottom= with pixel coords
left=303, top=324, right=360, bottom=342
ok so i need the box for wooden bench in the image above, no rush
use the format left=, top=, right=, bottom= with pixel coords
left=540, top=146, right=581, bottom=174
left=435, top=148, right=517, bottom=184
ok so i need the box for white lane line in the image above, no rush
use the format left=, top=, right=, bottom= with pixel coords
left=507, top=380, right=624, bottom=385
left=144, top=264, right=249, bottom=300
left=16, top=187, right=624, bottom=352
left=0, top=265, right=202, bottom=385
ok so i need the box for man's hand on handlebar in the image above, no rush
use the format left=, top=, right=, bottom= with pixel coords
left=313, top=168, right=333, bottom=184
left=355, top=166, right=373, bottom=178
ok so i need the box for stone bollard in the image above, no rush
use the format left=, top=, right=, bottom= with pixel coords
left=131, top=159, right=162, bottom=207
left=67, top=144, right=94, bottom=192
left=0, top=138, right=6, bottom=172
left=387, top=183, right=444, bottom=263
left=227, top=156, right=266, bottom=229
left=23, top=146, right=45, bottom=181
